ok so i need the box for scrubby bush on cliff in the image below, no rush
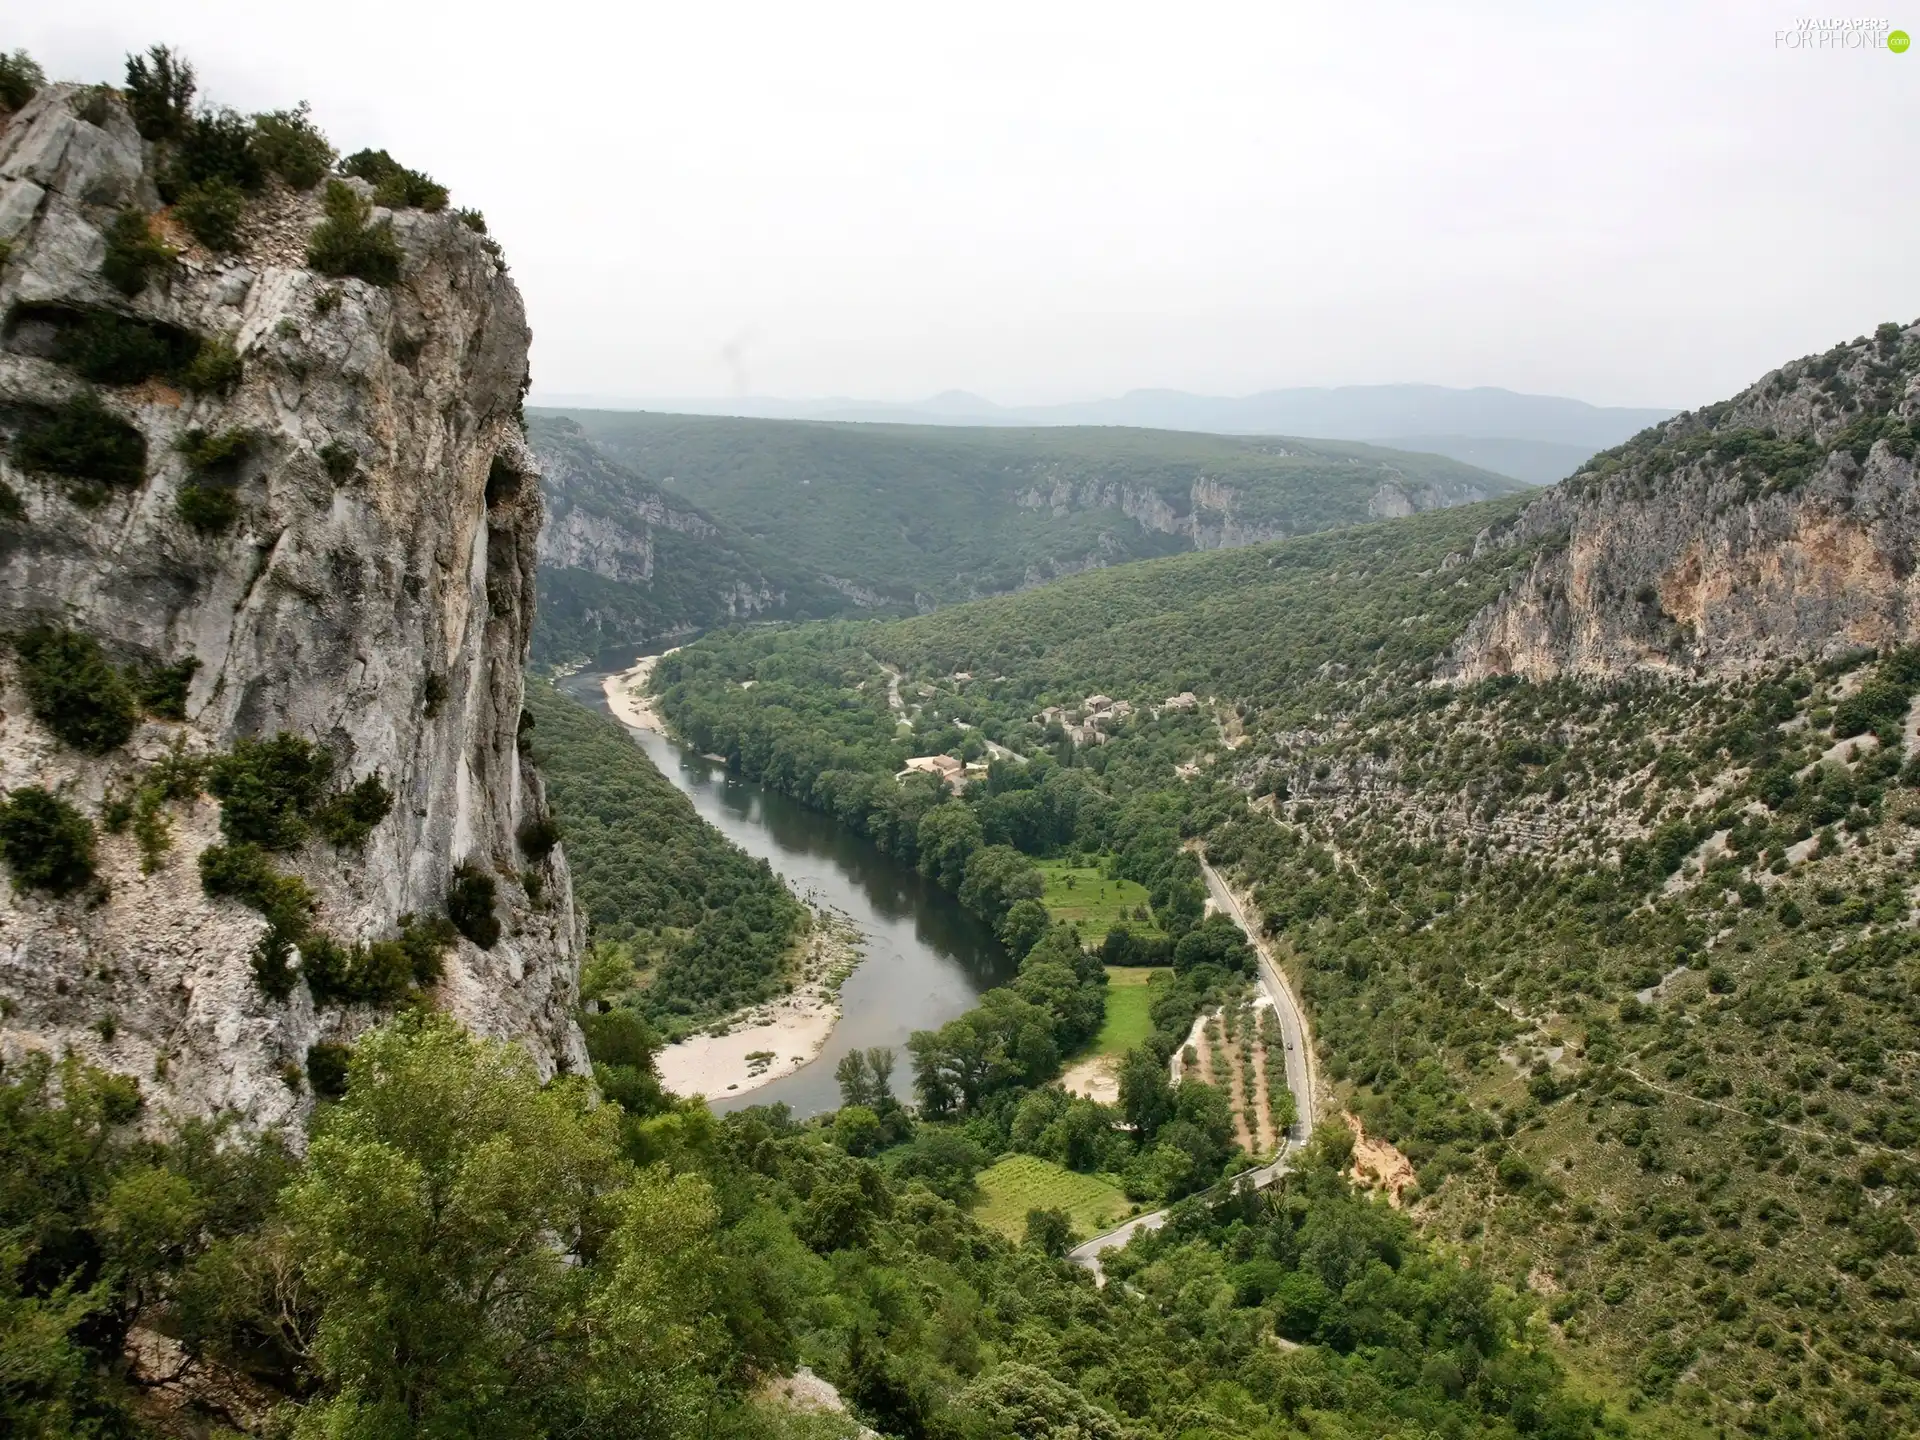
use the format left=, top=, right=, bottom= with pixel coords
left=124, top=45, right=195, bottom=141
left=0, top=49, right=44, bottom=112
left=12, top=394, right=147, bottom=496
left=51, top=309, right=199, bottom=386
left=340, top=148, right=448, bottom=211
left=172, top=177, right=246, bottom=252
left=182, top=335, right=243, bottom=395
left=516, top=814, right=562, bottom=860
left=207, top=734, right=335, bottom=850
left=0, top=787, right=97, bottom=895
left=252, top=103, right=334, bottom=189
left=13, top=626, right=139, bottom=754
left=167, top=107, right=263, bottom=195
left=306, top=180, right=402, bottom=286
left=175, top=482, right=238, bottom=534
left=132, top=658, right=199, bottom=720
left=100, top=209, right=175, bottom=296
left=198, top=841, right=317, bottom=998
left=313, top=775, right=392, bottom=849
left=445, top=862, right=501, bottom=949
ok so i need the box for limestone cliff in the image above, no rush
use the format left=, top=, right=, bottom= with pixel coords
left=1450, top=322, right=1920, bottom=681
left=0, top=84, right=585, bottom=1129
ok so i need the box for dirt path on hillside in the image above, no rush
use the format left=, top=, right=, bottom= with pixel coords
left=1343, top=1113, right=1417, bottom=1207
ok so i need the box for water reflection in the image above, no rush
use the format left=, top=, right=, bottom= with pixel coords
left=560, top=668, right=1013, bottom=1118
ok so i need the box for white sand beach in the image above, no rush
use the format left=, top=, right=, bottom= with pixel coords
left=653, top=908, right=866, bottom=1101
left=602, top=648, right=680, bottom=731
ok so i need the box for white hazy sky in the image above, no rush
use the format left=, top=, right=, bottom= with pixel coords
left=13, top=2, right=1917, bottom=408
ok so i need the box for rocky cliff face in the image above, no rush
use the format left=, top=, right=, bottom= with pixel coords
left=0, top=85, right=585, bottom=1129
left=1451, top=323, right=1920, bottom=681
left=527, top=417, right=804, bottom=663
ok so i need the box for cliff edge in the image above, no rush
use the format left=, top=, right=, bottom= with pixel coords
left=0, top=80, right=585, bottom=1129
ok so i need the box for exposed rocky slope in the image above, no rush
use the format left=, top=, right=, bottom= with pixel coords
left=0, top=83, right=584, bottom=1129
left=1452, top=322, right=1920, bottom=681
left=527, top=415, right=843, bottom=665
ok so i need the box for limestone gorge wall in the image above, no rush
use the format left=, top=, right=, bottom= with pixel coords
left=0, top=84, right=584, bottom=1128
left=1017, top=465, right=1508, bottom=551
left=1450, top=322, right=1920, bottom=682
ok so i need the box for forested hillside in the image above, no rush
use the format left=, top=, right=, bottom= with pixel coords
left=536, top=408, right=1530, bottom=613
left=650, top=320, right=1920, bottom=1436
left=522, top=678, right=806, bottom=1036
left=530, top=417, right=859, bottom=665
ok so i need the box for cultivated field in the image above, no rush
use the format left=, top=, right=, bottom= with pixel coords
left=1036, top=860, right=1161, bottom=936
left=972, top=1154, right=1132, bottom=1241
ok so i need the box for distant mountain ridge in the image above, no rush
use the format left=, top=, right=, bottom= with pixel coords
left=529, top=383, right=1676, bottom=485
left=524, top=411, right=1531, bottom=665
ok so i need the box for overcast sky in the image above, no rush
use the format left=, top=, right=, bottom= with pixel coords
left=15, top=2, right=1917, bottom=408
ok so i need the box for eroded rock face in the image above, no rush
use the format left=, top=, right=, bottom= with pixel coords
left=0, top=85, right=585, bottom=1130
left=1449, top=324, right=1920, bottom=682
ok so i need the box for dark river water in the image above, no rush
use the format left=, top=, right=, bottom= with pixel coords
left=560, top=660, right=1013, bottom=1117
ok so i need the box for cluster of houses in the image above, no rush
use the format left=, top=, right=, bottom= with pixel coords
left=1035, top=691, right=1201, bottom=747
left=897, top=689, right=1208, bottom=791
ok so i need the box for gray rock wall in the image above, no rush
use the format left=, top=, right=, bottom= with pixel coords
left=0, top=85, right=584, bottom=1130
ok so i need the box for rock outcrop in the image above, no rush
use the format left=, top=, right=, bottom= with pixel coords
left=1450, top=323, right=1920, bottom=682
left=0, top=84, right=585, bottom=1129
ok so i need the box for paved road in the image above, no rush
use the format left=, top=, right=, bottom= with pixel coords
left=1070, top=851, right=1318, bottom=1280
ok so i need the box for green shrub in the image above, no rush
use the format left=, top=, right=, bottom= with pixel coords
left=133, top=658, right=199, bottom=719
left=303, top=933, right=414, bottom=1006
left=307, top=181, right=402, bottom=285
left=456, top=208, right=487, bottom=235
left=0, top=787, right=96, bottom=895
left=100, top=210, right=176, bottom=296
left=176, top=427, right=251, bottom=474
left=176, top=483, right=239, bottom=534
left=13, top=394, right=147, bottom=495
left=166, top=107, right=263, bottom=197
left=104, top=748, right=205, bottom=873
left=314, top=775, right=392, bottom=848
left=516, top=815, right=562, bottom=860
left=446, top=862, right=500, bottom=949
left=173, top=179, right=246, bottom=252
left=74, top=84, right=116, bottom=128
left=0, top=49, right=45, bottom=112
left=182, top=336, right=243, bottom=395
left=13, top=626, right=139, bottom=753
left=207, top=734, right=334, bottom=850
left=197, top=841, right=321, bottom=997
left=124, top=45, right=195, bottom=141
left=252, top=104, right=334, bottom=189
left=306, top=1042, right=352, bottom=1097
left=340, top=149, right=449, bottom=211
left=51, top=309, right=200, bottom=386
left=318, top=441, right=358, bottom=483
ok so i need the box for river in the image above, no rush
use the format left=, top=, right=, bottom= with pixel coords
left=560, top=664, right=1015, bottom=1117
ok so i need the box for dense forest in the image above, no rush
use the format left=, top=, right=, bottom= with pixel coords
left=523, top=678, right=807, bottom=1036
left=533, top=408, right=1528, bottom=619
left=645, top=356, right=1920, bottom=1438
left=1, top=1007, right=1613, bottom=1439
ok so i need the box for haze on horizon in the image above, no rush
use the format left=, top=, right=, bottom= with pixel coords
left=16, top=1, right=1917, bottom=412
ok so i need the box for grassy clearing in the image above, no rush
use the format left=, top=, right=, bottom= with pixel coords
left=1036, top=859, right=1159, bottom=936
left=972, top=1154, right=1131, bottom=1241
left=1089, top=966, right=1167, bottom=1058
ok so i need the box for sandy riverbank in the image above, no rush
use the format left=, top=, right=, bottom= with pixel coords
left=653, top=906, right=866, bottom=1101
left=602, top=648, right=681, bottom=732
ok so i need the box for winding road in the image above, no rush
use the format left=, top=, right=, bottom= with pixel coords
left=1069, top=850, right=1319, bottom=1279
